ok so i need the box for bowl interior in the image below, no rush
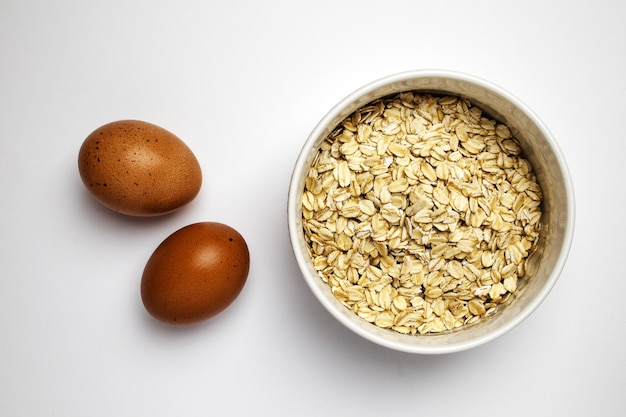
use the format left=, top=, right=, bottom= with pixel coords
left=288, top=70, right=574, bottom=354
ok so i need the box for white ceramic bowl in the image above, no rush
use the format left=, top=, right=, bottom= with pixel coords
left=288, top=70, right=575, bottom=354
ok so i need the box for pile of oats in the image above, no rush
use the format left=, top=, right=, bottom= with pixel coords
left=301, top=92, right=543, bottom=335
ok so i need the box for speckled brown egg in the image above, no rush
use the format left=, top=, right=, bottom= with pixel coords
left=78, top=120, right=202, bottom=216
left=141, top=222, right=250, bottom=325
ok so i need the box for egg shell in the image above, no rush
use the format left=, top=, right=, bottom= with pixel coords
left=141, top=222, right=250, bottom=325
left=78, top=120, right=202, bottom=216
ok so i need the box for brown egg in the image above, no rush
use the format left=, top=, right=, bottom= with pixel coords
left=78, top=120, right=202, bottom=216
left=141, top=222, right=250, bottom=325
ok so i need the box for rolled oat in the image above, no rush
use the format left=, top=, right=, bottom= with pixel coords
left=302, top=92, right=542, bottom=334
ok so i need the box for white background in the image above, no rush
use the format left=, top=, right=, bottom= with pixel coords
left=1, top=1, right=624, bottom=416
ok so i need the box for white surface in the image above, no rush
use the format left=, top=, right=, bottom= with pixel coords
left=1, top=1, right=623, bottom=416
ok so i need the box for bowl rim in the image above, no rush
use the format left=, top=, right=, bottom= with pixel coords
left=288, top=69, right=576, bottom=354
